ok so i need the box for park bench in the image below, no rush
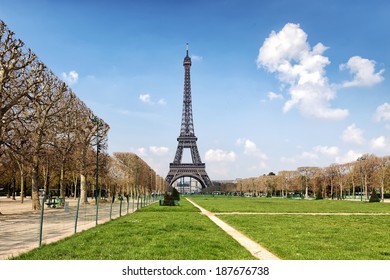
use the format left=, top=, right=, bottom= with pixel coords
left=45, top=196, right=58, bottom=208
left=56, top=197, right=65, bottom=208
left=45, top=197, right=65, bottom=208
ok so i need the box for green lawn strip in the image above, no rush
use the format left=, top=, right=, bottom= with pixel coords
left=12, top=199, right=255, bottom=260
left=188, top=196, right=390, bottom=213
left=218, top=214, right=390, bottom=260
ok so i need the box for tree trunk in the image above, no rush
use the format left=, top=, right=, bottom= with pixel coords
left=12, top=173, right=16, bottom=200
left=17, top=161, right=25, bottom=203
left=42, top=162, right=50, bottom=195
left=73, top=173, right=78, bottom=200
left=60, top=164, right=65, bottom=198
left=364, top=175, right=368, bottom=200
left=381, top=183, right=385, bottom=202
left=330, top=178, right=334, bottom=199
left=31, top=158, right=41, bottom=210
left=20, top=172, right=25, bottom=204
left=80, top=173, right=88, bottom=203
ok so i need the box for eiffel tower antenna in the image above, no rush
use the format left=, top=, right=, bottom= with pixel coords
left=165, top=45, right=212, bottom=189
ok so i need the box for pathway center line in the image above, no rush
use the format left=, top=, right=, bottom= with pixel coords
left=186, top=198, right=280, bottom=260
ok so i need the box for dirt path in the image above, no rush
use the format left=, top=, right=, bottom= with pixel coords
left=186, top=198, right=280, bottom=260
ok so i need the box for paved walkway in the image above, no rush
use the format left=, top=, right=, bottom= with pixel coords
left=186, top=198, right=280, bottom=260
left=0, top=196, right=138, bottom=260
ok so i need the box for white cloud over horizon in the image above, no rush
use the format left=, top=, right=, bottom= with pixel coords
left=341, top=124, right=365, bottom=145
left=149, top=146, right=169, bottom=156
left=236, top=138, right=268, bottom=160
left=313, top=145, right=339, bottom=156
left=205, top=149, right=236, bottom=162
left=375, top=102, right=390, bottom=122
left=371, top=136, right=390, bottom=151
left=335, top=150, right=363, bottom=164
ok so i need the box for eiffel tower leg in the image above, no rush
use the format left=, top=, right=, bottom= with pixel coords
left=173, top=145, right=183, bottom=164
left=190, top=143, right=202, bottom=164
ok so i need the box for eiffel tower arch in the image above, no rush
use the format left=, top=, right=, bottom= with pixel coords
left=165, top=45, right=212, bottom=189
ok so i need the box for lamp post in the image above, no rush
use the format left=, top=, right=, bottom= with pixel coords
left=357, top=156, right=366, bottom=202
left=91, top=116, right=103, bottom=225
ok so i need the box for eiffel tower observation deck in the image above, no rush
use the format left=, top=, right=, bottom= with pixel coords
left=165, top=44, right=212, bottom=189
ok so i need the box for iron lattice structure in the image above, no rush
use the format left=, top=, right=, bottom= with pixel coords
left=165, top=46, right=212, bottom=189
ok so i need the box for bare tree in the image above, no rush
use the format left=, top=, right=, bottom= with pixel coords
left=377, top=156, right=390, bottom=201
left=27, top=67, right=71, bottom=210
left=0, top=20, right=36, bottom=154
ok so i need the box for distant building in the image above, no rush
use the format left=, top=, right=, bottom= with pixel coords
left=172, top=178, right=201, bottom=194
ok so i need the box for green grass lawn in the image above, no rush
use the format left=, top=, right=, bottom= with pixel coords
left=219, top=214, right=390, bottom=260
left=188, top=195, right=390, bottom=213
left=187, top=196, right=390, bottom=259
left=12, top=199, right=255, bottom=260
left=11, top=196, right=390, bottom=260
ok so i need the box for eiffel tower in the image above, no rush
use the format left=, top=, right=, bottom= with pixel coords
left=165, top=44, right=212, bottom=189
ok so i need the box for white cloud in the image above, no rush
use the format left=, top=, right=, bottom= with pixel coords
left=335, top=150, right=363, bottom=164
left=243, top=139, right=257, bottom=154
left=139, top=94, right=166, bottom=106
left=301, top=151, right=318, bottom=160
left=205, top=149, right=236, bottom=162
left=280, top=156, right=296, bottom=164
left=313, top=145, right=339, bottom=156
left=61, top=70, right=79, bottom=85
left=139, top=93, right=151, bottom=103
left=341, top=124, right=365, bottom=145
left=267, top=91, right=284, bottom=101
left=157, top=98, right=167, bottom=105
left=191, top=55, right=203, bottom=62
left=257, top=23, right=351, bottom=120
left=375, top=102, right=390, bottom=122
left=371, top=136, right=390, bottom=151
left=137, top=147, right=148, bottom=157
left=236, top=138, right=268, bottom=160
left=340, top=56, right=384, bottom=88
left=280, top=150, right=319, bottom=165
left=149, top=146, right=169, bottom=156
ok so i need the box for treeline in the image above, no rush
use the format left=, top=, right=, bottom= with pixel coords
left=231, top=154, right=390, bottom=201
left=0, top=20, right=166, bottom=211
left=111, top=152, right=167, bottom=200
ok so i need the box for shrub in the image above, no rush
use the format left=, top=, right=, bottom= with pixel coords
left=316, top=190, right=324, bottom=200
left=369, top=188, right=381, bottom=203
left=172, top=187, right=180, bottom=201
left=161, top=188, right=181, bottom=206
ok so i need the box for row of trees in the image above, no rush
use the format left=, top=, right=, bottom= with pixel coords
left=0, top=150, right=168, bottom=203
left=0, top=20, right=167, bottom=212
left=0, top=19, right=110, bottom=210
left=111, top=152, right=168, bottom=200
left=231, top=154, right=390, bottom=201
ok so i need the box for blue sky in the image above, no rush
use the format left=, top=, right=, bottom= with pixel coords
left=1, top=0, right=389, bottom=180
